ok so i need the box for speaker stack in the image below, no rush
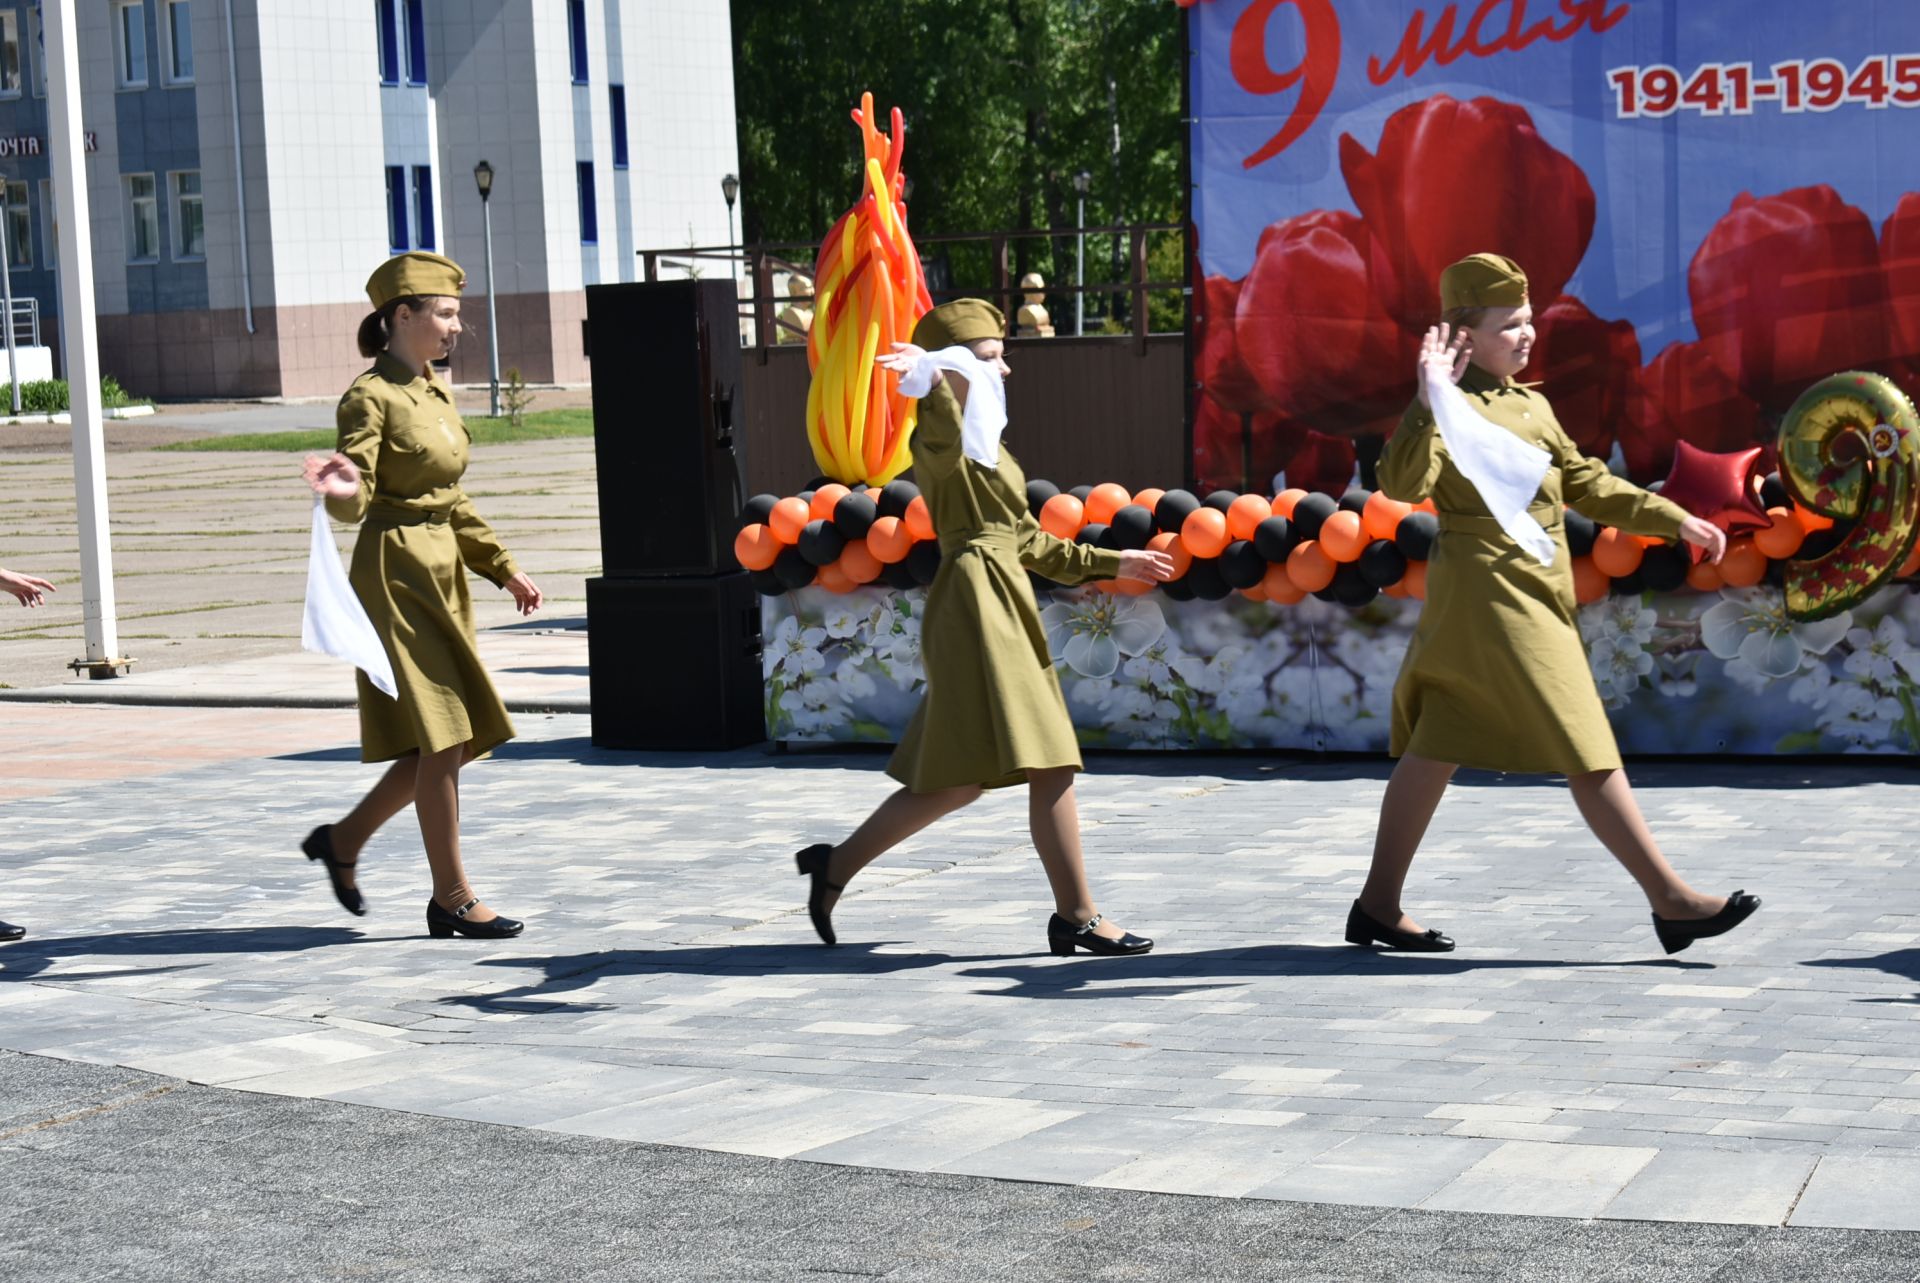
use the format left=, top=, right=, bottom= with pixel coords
left=583, top=280, right=764, bottom=749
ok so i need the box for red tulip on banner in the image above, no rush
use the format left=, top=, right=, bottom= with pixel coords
left=1196, top=273, right=1271, bottom=415
left=1882, top=193, right=1920, bottom=400
left=1192, top=395, right=1357, bottom=496
left=1619, top=340, right=1768, bottom=483
left=1340, top=95, right=1595, bottom=328
left=1520, top=294, right=1640, bottom=460
left=1689, top=185, right=1895, bottom=414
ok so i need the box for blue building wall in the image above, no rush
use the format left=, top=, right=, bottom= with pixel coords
left=0, top=2, right=56, bottom=334
left=112, top=0, right=206, bottom=314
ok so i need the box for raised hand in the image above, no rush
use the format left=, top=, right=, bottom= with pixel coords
left=302, top=452, right=361, bottom=500
left=1678, top=516, right=1727, bottom=564
left=1117, top=549, right=1177, bottom=583
left=1415, top=323, right=1471, bottom=407
left=874, top=341, right=929, bottom=374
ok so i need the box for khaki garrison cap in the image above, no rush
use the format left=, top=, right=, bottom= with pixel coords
left=912, top=298, right=1007, bottom=350
left=1439, top=253, right=1529, bottom=311
left=365, top=252, right=467, bottom=310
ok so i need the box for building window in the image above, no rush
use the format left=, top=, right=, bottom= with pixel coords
left=567, top=0, right=587, bottom=84
left=27, top=8, right=43, bottom=97
left=125, top=174, right=160, bottom=262
left=171, top=171, right=203, bottom=259
left=376, top=0, right=399, bottom=85
left=0, top=12, right=20, bottom=98
left=38, top=180, right=57, bottom=270
left=404, top=0, right=426, bottom=84
left=115, top=1, right=149, bottom=89
left=412, top=166, right=434, bottom=251
left=3, top=182, right=28, bottom=269
left=610, top=84, right=628, bottom=169
left=385, top=166, right=408, bottom=252
left=576, top=161, right=597, bottom=245
left=162, top=0, right=193, bottom=84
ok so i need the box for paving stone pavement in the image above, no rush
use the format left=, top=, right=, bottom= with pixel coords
left=3, top=705, right=1919, bottom=1245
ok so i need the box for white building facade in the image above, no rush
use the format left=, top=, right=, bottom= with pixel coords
left=0, top=0, right=740, bottom=398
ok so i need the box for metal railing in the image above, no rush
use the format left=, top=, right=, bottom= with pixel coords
left=638, top=222, right=1187, bottom=363
left=6, top=296, right=39, bottom=349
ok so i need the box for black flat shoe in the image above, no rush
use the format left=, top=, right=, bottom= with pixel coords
left=1346, top=901, right=1455, bottom=952
left=302, top=825, right=366, bottom=917
left=425, top=898, right=524, bottom=939
left=1653, top=890, right=1760, bottom=955
left=0, top=919, right=24, bottom=943
left=1047, top=913, right=1153, bottom=957
left=795, top=844, right=844, bottom=947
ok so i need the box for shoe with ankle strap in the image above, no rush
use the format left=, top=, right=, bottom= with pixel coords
left=302, top=825, right=366, bottom=917
left=425, top=898, right=523, bottom=939
left=1047, top=913, right=1153, bottom=957
left=795, top=844, right=843, bottom=946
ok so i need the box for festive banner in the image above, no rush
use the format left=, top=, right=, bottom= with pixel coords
left=1188, top=0, right=1920, bottom=497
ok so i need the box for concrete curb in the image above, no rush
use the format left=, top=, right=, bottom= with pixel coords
left=0, top=687, right=589, bottom=713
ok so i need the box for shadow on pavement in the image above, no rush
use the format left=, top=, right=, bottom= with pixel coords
left=1804, top=947, right=1920, bottom=1003
left=0, top=925, right=373, bottom=982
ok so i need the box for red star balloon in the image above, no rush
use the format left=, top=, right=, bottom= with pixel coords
left=1657, top=441, right=1771, bottom=559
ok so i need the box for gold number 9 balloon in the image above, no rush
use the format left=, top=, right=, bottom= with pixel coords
left=1777, top=372, right=1920, bottom=621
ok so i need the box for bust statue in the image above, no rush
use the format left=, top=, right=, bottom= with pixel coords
left=1015, top=272, right=1054, bottom=338
left=777, top=273, right=815, bottom=344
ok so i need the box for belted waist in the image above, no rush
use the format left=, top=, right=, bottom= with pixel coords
left=365, top=501, right=451, bottom=528
left=1437, top=504, right=1562, bottom=538
left=939, top=529, right=1021, bottom=556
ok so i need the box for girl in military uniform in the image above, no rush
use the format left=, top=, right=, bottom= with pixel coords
left=300, top=251, right=541, bottom=940
left=1353, top=254, right=1759, bottom=956
left=794, top=300, right=1175, bottom=956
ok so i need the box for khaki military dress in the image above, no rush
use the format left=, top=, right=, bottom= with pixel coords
left=326, top=352, right=519, bottom=763
left=888, top=379, right=1124, bottom=792
left=1377, top=364, right=1688, bottom=775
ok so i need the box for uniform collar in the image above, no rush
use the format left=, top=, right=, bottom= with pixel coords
left=373, top=351, right=452, bottom=404
left=1458, top=363, right=1539, bottom=395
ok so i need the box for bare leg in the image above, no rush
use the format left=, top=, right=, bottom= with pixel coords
left=415, top=742, right=499, bottom=922
left=326, top=755, right=419, bottom=891
left=823, top=783, right=983, bottom=910
left=1567, top=768, right=1724, bottom=919
left=1358, top=752, right=1457, bottom=933
left=1025, top=767, right=1130, bottom=941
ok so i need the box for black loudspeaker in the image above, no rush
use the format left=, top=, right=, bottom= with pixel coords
left=585, top=280, right=743, bottom=576
left=586, top=574, right=764, bottom=749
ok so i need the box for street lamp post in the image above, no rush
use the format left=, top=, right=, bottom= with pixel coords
left=1072, top=169, right=1091, bottom=336
left=473, top=160, right=500, bottom=420
left=720, top=173, right=739, bottom=281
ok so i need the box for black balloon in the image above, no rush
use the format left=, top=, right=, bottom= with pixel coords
left=1799, top=527, right=1846, bottom=561
left=772, top=546, right=816, bottom=590
left=797, top=519, right=846, bottom=566
left=1109, top=504, right=1155, bottom=550
left=1338, top=487, right=1372, bottom=515
left=1161, top=577, right=1196, bottom=602
left=832, top=491, right=877, bottom=540
left=1253, top=514, right=1297, bottom=563
left=749, top=567, right=786, bottom=596
left=1394, top=510, right=1439, bottom=560
left=1764, top=558, right=1786, bottom=588
left=1068, top=483, right=1094, bottom=503
left=906, top=539, right=942, bottom=585
left=882, top=561, right=920, bottom=591
left=1608, top=568, right=1646, bottom=597
left=796, top=489, right=816, bottom=507
left=741, top=493, right=779, bottom=528
left=1293, top=492, right=1337, bottom=541
left=804, top=475, right=835, bottom=492
left=1332, top=562, right=1379, bottom=607
left=1097, top=524, right=1125, bottom=551
left=1075, top=523, right=1110, bottom=547
left=1312, top=586, right=1340, bottom=603
left=1026, top=478, right=1060, bottom=516
left=1357, top=539, right=1408, bottom=588
left=1185, top=558, right=1231, bottom=600
left=1760, top=472, right=1790, bottom=511
left=1154, top=489, right=1200, bottom=534
left=1639, top=544, right=1688, bottom=592
left=1563, top=509, right=1597, bottom=558
left=879, top=479, right=920, bottom=519
left=1202, top=489, right=1238, bottom=513
left=1219, top=540, right=1266, bottom=589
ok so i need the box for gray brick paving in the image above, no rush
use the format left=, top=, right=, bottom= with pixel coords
left=3, top=714, right=1920, bottom=1234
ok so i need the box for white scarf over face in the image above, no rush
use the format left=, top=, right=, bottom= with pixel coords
left=896, top=345, right=1009, bottom=468
left=1421, top=363, right=1556, bottom=566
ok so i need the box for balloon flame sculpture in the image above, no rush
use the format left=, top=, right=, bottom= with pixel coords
left=805, top=94, right=932, bottom=486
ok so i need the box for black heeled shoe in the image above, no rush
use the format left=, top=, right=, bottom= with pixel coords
left=1345, top=901, right=1455, bottom=952
left=425, top=898, right=524, bottom=939
left=302, top=825, right=366, bottom=917
left=795, top=844, right=844, bottom=947
left=1652, top=890, right=1760, bottom=955
left=0, top=919, right=24, bottom=943
left=1046, top=913, right=1153, bottom=957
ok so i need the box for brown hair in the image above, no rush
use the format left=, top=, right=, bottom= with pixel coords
left=356, top=295, right=427, bottom=358
left=1441, top=305, right=1491, bottom=333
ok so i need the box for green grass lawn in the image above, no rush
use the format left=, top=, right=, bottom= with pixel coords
left=156, top=408, right=595, bottom=452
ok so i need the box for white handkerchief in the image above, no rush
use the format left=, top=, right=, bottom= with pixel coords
left=301, top=497, right=399, bottom=698
left=895, top=345, right=1009, bottom=467
left=1422, top=366, right=1557, bottom=566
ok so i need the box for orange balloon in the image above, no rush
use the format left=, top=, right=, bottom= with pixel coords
left=1239, top=583, right=1268, bottom=602
left=1181, top=506, right=1231, bottom=559
left=1039, top=493, right=1085, bottom=539
left=1272, top=487, right=1308, bottom=518
left=810, top=483, right=851, bottom=522
left=1133, top=487, right=1166, bottom=513
left=864, top=486, right=882, bottom=503
left=1286, top=540, right=1335, bottom=592
left=838, top=541, right=882, bottom=584
left=1415, top=497, right=1439, bottom=516
left=904, top=495, right=935, bottom=541
left=1685, top=559, right=1724, bottom=592
left=769, top=496, right=811, bottom=544
left=815, top=562, right=854, bottom=594
left=1591, top=526, right=1645, bottom=578
left=1362, top=492, right=1414, bottom=542
left=1793, top=504, right=1834, bottom=534
left=1381, top=578, right=1407, bottom=598
left=1720, top=536, right=1766, bottom=587
left=1226, top=493, right=1273, bottom=542
left=1401, top=558, right=1428, bottom=601
left=1262, top=561, right=1305, bottom=603
left=1573, top=555, right=1609, bottom=603
left=1319, top=510, right=1368, bottom=562
left=866, top=515, right=914, bottom=563
left=1147, top=530, right=1192, bottom=578
left=734, top=523, right=780, bottom=571
left=1085, top=482, right=1132, bottom=526
left=1753, top=507, right=1805, bottom=560
left=1110, top=576, right=1153, bottom=596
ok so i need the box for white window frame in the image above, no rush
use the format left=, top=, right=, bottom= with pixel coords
left=38, top=179, right=57, bottom=270
left=169, top=170, right=203, bottom=260
left=114, top=1, right=149, bottom=90
left=161, top=0, right=193, bottom=86
left=125, top=173, right=160, bottom=263
left=2, top=181, right=29, bottom=270
left=0, top=12, right=22, bottom=99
